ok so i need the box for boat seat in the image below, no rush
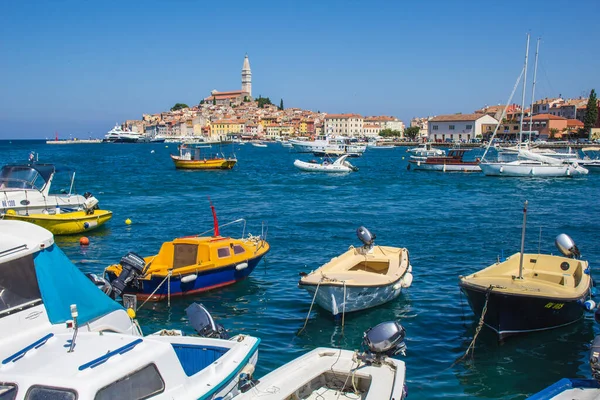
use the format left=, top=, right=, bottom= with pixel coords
left=528, top=271, right=571, bottom=286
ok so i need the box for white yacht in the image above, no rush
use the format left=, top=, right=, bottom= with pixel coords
left=103, top=124, right=149, bottom=143
left=289, top=134, right=367, bottom=156
left=406, top=142, right=445, bottom=158
left=0, top=220, right=260, bottom=400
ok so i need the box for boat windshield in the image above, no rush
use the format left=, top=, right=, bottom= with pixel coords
left=0, top=253, right=42, bottom=317
left=0, top=165, right=50, bottom=190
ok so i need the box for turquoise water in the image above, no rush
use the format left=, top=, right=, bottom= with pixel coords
left=2, top=140, right=600, bottom=399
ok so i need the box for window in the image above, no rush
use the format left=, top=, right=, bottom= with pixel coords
left=432, top=125, right=438, bottom=130
left=0, top=383, right=17, bottom=400
left=466, top=125, right=472, bottom=130
left=449, top=125, right=455, bottom=130
left=217, top=247, right=231, bottom=258
left=233, top=245, right=245, bottom=255
left=26, top=386, right=77, bottom=400
left=95, top=364, right=164, bottom=400
left=0, top=254, right=41, bottom=317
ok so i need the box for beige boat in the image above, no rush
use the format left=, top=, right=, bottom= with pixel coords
left=298, top=227, right=413, bottom=315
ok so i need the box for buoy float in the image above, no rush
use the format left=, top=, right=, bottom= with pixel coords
left=127, top=308, right=136, bottom=319
left=151, top=150, right=155, bottom=154
left=125, top=218, right=132, bottom=225
left=79, top=237, right=90, bottom=246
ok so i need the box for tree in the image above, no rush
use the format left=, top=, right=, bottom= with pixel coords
left=199, top=100, right=205, bottom=105
left=170, top=103, right=189, bottom=111
left=403, top=126, right=420, bottom=140
left=549, top=128, right=559, bottom=140
left=257, top=96, right=272, bottom=109
left=279, top=99, right=284, bottom=110
left=379, top=128, right=403, bottom=138
left=584, top=89, right=598, bottom=135
left=212, top=97, right=216, bottom=105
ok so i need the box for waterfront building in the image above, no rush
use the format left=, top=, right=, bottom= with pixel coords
left=362, top=124, right=382, bottom=138
left=212, top=119, right=245, bottom=141
left=428, top=114, right=498, bottom=142
left=265, top=124, right=294, bottom=139
left=521, top=114, right=568, bottom=140
left=324, top=114, right=364, bottom=137
left=364, top=116, right=405, bottom=134
left=410, top=117, right=432, bottom=142
left=532, top=97, right=564, bottom=115
left=548, top=98, right=588, bottom=120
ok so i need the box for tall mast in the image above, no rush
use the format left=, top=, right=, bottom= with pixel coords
left=518, top=200, right=528, bottom=280
left=518, top=33, right=530, bottom=147
left=528, top=38, right=540, bottom=143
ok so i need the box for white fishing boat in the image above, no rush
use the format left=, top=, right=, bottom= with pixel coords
left=235, top=321, right=408, bottom=400
left=0, top=220, right=260, bottom=400
left=406, top=142, right=445, bottom=158
left=294, top=154, right=358, bottom=173
left=0, top=161, right=103, bottom=216
left=298, top=227, right=413, bottom=316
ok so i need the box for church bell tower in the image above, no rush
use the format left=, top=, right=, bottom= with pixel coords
left=241, top=54, right=252, bottom=97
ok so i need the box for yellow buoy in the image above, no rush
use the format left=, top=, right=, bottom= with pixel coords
left=6, top=209, right=16, bottom=215
left=125, top=218, right=132, bottom=225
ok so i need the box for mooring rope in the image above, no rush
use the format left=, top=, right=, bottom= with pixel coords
left=297, top=280, right=322, bottom=336
left=341, top=281, right=347, bottom=337
left=455, top=285, right=494, bottom=364
left=137, top=270, right=172, bottom=311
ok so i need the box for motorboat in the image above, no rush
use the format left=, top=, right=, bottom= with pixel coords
left=103, top=124, right=149, bottom=143
left=281, top=141, right=293, bottom=148
left=0, top=220, right=260, bottom=400
left=580, top=147, right=600, bottom=173
left=294, top=154, right=358, bottom=173
left=2, top=209, right=112, bottom=235
left=406, top=142, right=445, bottom=158
left=298, top=227, right=413, bottom=316
left=251, top=141, right=267, bottom=148
left=235, top=321, right=408, bottom=400
left=289, top=134, right=367, bottom=156
left=459, top=201, right=592, bottom=340
left=0, top=161, right=104, bottom=217
left=104, top=203, right=270, bottom=301
left=171, top=144, right=237, bottom=170
left=408, top=148, right=481, bottom=172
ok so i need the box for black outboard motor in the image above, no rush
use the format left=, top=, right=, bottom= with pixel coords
left=185, top=303, right=228, bottom=339
left=110, top=252, right=146, bottom=298
left=357, top=226, right=376, bottom=249
left=590, top=335, right=600, bottom=382
left=360, top=321, right=407, bottom=364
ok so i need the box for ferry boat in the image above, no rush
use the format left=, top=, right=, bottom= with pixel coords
left=104, top=203, right=270, bottom=301
left=0, top=220, right=260, bottom=400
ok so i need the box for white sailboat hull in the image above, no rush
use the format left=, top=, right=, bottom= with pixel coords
left=480, top=161, right=589, bottom=177
left=410, top=162, right=481, bottom=172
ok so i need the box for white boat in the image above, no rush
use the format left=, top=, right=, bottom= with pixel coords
left=281, top=141, right=293, bottom=148
left=406, top=142, right=445, bottom=158
left=580, top=147, right=600, bottom=172
left=235, top=321, right=408, bottom=400
left=0, top=161, right=102, bottom=216
left=103, top=124, right=149, bottom=143
left=294, top=154, right=358, bottom=173
left=0, top=220, right=260, bottom=400
left=289, top=134, right=367, bottom=156
left=408, top=148, right=481, bottom=172
left=251, top=141, right=267, bottom=148
left=298, top=227, right=413, bottom=315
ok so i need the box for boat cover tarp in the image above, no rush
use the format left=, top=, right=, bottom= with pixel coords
left=34, top=244, right=123, bottom=324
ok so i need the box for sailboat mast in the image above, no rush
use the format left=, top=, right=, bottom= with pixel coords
left=518, top=200, right=528, bottom=279
left=528, top=38, right=540, bottom=143
left=518, top=34, right=530, bottom=146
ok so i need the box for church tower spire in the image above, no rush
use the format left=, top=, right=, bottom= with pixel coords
left=241, top=54, right=252, bottom=97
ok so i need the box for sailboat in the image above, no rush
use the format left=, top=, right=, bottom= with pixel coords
left=480, top=35, right=588, bottom=177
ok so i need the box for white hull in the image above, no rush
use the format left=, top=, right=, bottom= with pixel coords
left=409, top=162, right=481, bottom=172
left=294, top=160, right=352, bottom=173
left=235, top=347, right=406, bottom=400
left=289, top=139, right=367, bottom=155
left=480, top=161, right=588, bottom=177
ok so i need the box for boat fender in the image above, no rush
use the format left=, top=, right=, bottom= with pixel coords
left=238, top=364, right=256, bottom=393
left=584, top=300, right=596, bottom=312
left=236, top=262, right=249, bottom=271
left=83, top=220, right=98, bottom=230
left=400, top=272, right=413, bottom=288
left=407, top=264, right=413, bottom=273
left=181, top=274, right=197, bottom=283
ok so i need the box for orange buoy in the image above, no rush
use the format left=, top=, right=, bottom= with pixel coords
left=79, top=237, right=90, bottom=246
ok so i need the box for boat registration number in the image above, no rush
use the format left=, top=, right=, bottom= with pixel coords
left=544, top=302, right=564, bottom=310
left=1, top=200, right=16, bottom=208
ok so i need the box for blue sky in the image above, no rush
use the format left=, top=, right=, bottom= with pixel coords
left=1, top=0, right=598, bottom=139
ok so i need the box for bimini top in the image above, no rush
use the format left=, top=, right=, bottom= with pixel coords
left=0, top=220, right=123, bottom=325
left=0, top=163, right=69, bottom=191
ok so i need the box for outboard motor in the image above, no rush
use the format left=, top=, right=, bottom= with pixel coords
left=185, top=303, right=228, bottom=339
left=85, top=273, right=112, bottom=297
left=590, top=335, right=600, bottom=382
left=555, top=233, right=581, bottom=259
left=83, top=192, right=99, bottom=215
left=360, top=321, right=407, bottom=364
left=110, top=252, right=146, bottom=298
left=357, top=226, right=376, bottom=249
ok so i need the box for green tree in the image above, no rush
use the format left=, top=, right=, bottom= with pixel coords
left=212, top=97, right=216, bottom=106
left=549, top=128, right=559, bottom=140
left=403, top=126, right=420, bottom=140
left=257, top=96, right=272, bottom=109
left=199, top=100, right=205, bottom=105
left=170, top=103, right=189, bottom=111
left=279, top=99, right=284, bottom=110
left=379, top=128, right=403, bottom=138
left=584, top=89, right=598, bottom=135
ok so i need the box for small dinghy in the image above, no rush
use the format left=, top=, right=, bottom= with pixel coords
left=236, top=321, right=408, bottom=400
left=298, top=227, right=413, bottom=316
left=294, top=154, right=358, bottom=173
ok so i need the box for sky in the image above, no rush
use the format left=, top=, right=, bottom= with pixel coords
left=1, top=0, right=599, bottom=139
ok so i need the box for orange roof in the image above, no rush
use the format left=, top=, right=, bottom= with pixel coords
left=566, top=119, right=584, bottom=127
left=530, top=114, right=567, bottom=121
left=325, top=113, right=363, bottom=119
left=430, top=113, right=494, bottom=122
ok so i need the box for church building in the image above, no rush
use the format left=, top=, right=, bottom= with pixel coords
left=204, top=55, right=252, bottom=106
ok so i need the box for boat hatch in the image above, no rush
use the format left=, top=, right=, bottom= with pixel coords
left=95, top=363, right=165, bottom=400
left=350, top=260, right=390, bottom=274
left=171, top=344, right=228, bottom=377
left=0, top=253, right=42, bottom=318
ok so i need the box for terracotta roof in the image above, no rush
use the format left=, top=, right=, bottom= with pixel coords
left=325, top=113, right=363, bottom=119
left=364, top=116, right=395, bottom=121
left=530, top=113, right=567, bottom=121
left=566, top=119, right=584, bottom=127
left=429, top=113, right=495, bottom=122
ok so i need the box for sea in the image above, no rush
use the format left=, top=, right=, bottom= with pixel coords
left=2, top=139, right=600, bottom=399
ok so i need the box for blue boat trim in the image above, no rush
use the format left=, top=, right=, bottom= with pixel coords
left=2, top=333, right=54, bottom=364
left=198, top=338, right=261, bottom=400
left=529, top=378, right=600, bottom=399
left=78, top=338, right=143, bottom=371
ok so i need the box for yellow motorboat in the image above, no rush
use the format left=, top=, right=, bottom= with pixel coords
left=104, top=203, right=269, bottom=301
left=2, top=209, right=112, bottom=235
left=171, top=145, right=237, bottom=170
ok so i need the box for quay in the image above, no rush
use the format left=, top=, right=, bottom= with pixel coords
left=46, top=139, right=103, bottom=144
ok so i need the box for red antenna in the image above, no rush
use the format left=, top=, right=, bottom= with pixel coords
left=208, top=197, right=220, bottom=237
left=55, top=131, right=58, bottom=141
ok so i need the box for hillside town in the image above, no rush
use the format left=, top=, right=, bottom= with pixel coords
left=119, top=55, right=600, bottom=144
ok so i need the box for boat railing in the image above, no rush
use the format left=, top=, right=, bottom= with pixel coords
left=195, top=218, right=247, bottom=239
